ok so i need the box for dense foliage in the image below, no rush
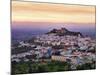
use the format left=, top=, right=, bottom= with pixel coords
left=11, top=61, right=71, bottom=74
left=11, top=60, right=95, bottom=75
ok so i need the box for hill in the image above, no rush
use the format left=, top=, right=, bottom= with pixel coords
left=46, top=28, right=83, bottom=36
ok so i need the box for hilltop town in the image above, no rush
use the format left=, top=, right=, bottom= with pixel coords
left=11, top=28, right=96, bottom=71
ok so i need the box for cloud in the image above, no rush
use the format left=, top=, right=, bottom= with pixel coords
left=12, top=1, right=95, bottom=24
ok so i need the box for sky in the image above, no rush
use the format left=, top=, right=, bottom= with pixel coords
left=12, top=1, right=96, bottom=29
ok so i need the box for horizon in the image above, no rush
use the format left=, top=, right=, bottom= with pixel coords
left=12, top=25, right=96, bottom=40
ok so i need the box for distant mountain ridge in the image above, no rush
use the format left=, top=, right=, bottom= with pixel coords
left=46, top=28, right=83, bottom=36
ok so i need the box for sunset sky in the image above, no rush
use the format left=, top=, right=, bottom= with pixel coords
left=12, top=1, right=96, bottom=28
